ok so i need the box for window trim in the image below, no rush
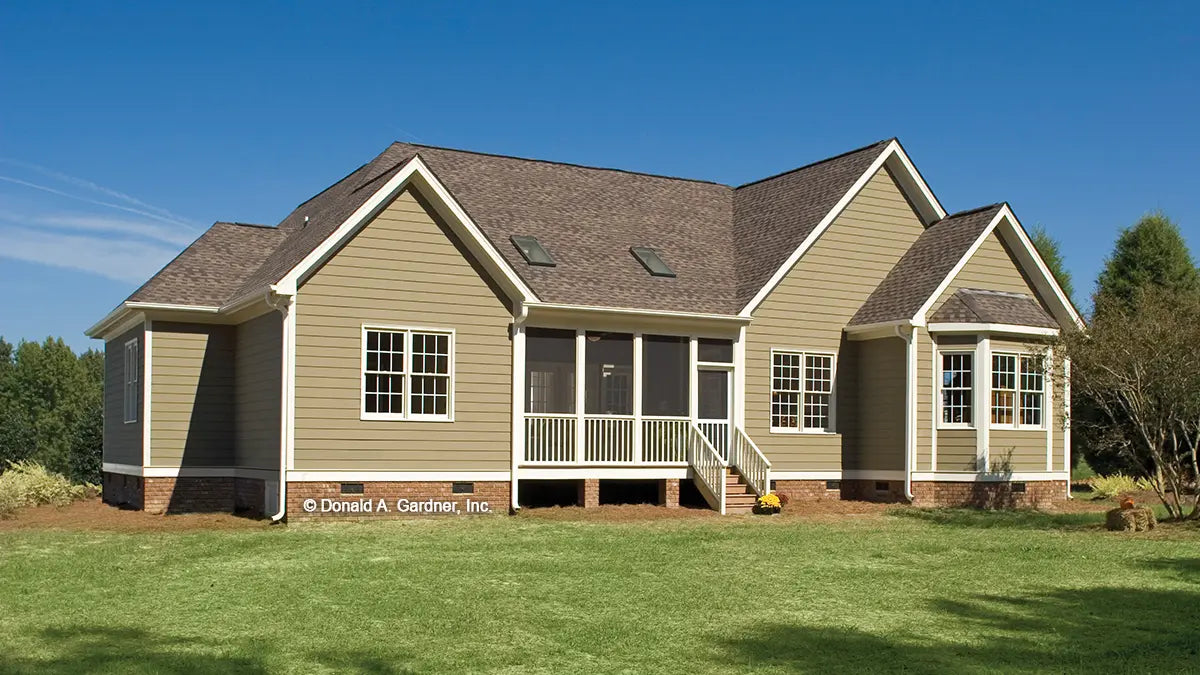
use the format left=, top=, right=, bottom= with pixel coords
left=360, top=324, right=455, bottom=422
left=769, top=348, right=837, bottom=435
left=123, top=337, right=139, bottom=424
left=990, top=350, right=1047, bottom=431
left=937, top=350, right=975, bottom=430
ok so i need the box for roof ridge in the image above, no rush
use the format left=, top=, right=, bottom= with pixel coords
left=733, top=138, right=893, bottom=190
left=939, top=202, right=1006, bottom=220
left=391, top=142, right=728, bottom=187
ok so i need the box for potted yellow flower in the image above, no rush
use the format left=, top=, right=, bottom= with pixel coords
left=755, top=493, right=782, bottom=515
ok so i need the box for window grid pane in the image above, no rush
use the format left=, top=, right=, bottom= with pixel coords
left=363, top=329, right=452, bottom=419
left=991, top=354, right=1017, bottom=425
left=940, top=353, right=973, bottom=425
left=1019, top=355, right=1045, bottom=426
left=771, top=352, right=833, bottom=431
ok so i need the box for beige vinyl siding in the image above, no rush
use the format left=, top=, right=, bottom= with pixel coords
left=922, top=333, right=977, bottom=470
left=746, top=166, right=926, bottom=472
left=937, top=430, right=978, bottom=471
left=150, top=323, right=235, bottom=467
left=103, top=324, right=143, bottom=466
left=293, top=187, right=513, bottom=472
left=849, top=336, right=906, bottom=471
left=235, top=311, right=282, bottom=470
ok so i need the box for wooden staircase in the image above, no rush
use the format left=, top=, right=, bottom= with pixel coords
left=724, top=469, right=759, bottom=514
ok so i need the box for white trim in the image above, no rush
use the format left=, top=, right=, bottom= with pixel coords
left=928, top=323, right=1059, bottom=337
left=142, top=321, right=152, bottom=466
left=574, top=330, right=586, bottom=461
left=1046, top=347, right=1054, bottom=471
left=137, top=466, right=281, bottom=479
left=86, top=302, right=217, bottom=338
left=907, top=326, right=918, bottom=496
left=632, top=333, right=644, bottom=463
left=910, top=471, right=1070, bottom=483
left=1063, top=357, right=1072, bottom=496
left=979, top=337, right=991, bottom=470
left=929, top=333, right=938, bottom=470
left=285, top=298, right=296, bottom=472
left=519, top=467, right=688, bottom=480
left=527, top=302, right=749, bottom=324
left=359, top=324, right=455, bottom=422
left=985, top=350, right=1049, bottom=432
left=740, top=140, right=947, bottom=316
left=271, top=156, right=537, bottom=304
left=768, top=347, right=837, bottom=433
left=510, top=309, right=526, bottom=511
left=771, top=471, right=843, bottom=480
left=102, top=462, right=144, bottom=476
left=288, top=470, right=511, bottom=482
left=936, top=348, right=976, bottom=431
left=733, top=326, right=747, bottom=428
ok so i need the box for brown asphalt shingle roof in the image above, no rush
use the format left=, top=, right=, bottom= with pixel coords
left=847, top=204, right=1004, bottom=326
left=929, top=288, right=1057, bottom=328
left=127, top=222, right=289, bottom=307
left=126, top=140, right=914, bottom=316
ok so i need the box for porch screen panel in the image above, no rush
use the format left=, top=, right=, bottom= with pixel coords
left=585, top=332, right=633, bottom=415
left=526, top=328, right=576, bottom=413
left=642, top=335, right=688, bottom=416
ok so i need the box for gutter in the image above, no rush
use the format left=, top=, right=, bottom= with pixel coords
left=265, top=286, right=294, bottom=522
left=895, top=324, right=916, bottom=501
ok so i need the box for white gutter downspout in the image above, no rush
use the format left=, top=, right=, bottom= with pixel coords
left=510, top=301, right=529, bottom=512
left=895, top=324, right=916, bottom=501
left=266, top=287, right=294, bottom=522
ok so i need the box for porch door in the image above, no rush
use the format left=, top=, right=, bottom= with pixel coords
left=696, top=368, right=731, bottom=459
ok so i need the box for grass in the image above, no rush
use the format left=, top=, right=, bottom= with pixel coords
left=1, top=508, right=1198, bottom=674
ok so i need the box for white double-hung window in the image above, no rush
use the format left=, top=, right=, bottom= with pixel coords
left=123, top=338, right=139, bottom=423
left=362, top=326, right=453, bottom=420
left=992, top=352, right=1044, bottom=428
left=939, top=352, right=973, bottom=426
left=771, top=350, right=834, bottom=432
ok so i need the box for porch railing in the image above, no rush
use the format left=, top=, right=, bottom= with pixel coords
left=687, top=422, right=727, bottom=514
left=729, top=426, right=771, bottom=497
left=696, top=421, right=730, bottom=460
left=641, top=417, right=690, bottom=463
left=524, top=414, right=577, bottom=463
left=583, top=416, right=635, bottom=463
left=523, top=414, right=690, bottom=464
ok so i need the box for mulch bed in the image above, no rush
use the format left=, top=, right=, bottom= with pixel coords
left=0, top=499, right=269, bottom=533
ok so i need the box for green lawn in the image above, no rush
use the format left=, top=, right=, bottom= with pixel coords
left=1, top=508, right=1198, bottom=674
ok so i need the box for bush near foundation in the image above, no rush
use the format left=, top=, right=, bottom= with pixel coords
left=0, top=461, right=98, bottom=518
left=1085, top=474, right=1153, bottom=500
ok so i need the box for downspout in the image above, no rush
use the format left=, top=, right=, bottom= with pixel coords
left=266, top=288, right=293, bottom=522
left=510, top=301, right=529, bottom=512
left=895, top=324, right=916, bottom=501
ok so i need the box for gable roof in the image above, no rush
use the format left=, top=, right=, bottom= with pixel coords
left=127, top=222, right=289, bottom=307
left=848, top=204, right=1004, bottom=326
left=929, top=288, right=1057, bottom=328
left=124, top=139, right=909, bottom=316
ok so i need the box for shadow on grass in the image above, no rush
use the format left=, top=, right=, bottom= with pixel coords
left=0, top=626, right=413, bottom=674
left=1142, top=557, right=1200, bottom=585
left=888, top=507, right=1102, bottom=531
left=722, top=586, right=1200, bottom=673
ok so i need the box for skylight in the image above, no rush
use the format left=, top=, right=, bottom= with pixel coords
left=511, top=235, right=556, bottom=267
left=630, top=246, right=676, bottom=278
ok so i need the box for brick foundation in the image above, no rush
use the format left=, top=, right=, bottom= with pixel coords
left=771, top=480, right=840, bottom=502
left=287, top=481, right=510, bottom=520
left=144, top=476, right=236, bottom=514
left=102, top=472, right=144, bottom=509
left=658, top=479, right=680, bottom=508
left=840, top=479, right=907, bottom=503
left=234, top=477, right=268, bottom=516
left=578, top=478, right=600, bottom=508
left=911, top=480, right=1067, bottom=509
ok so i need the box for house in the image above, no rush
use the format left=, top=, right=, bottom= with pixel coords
left=86, top=138, right=1081, bottom=519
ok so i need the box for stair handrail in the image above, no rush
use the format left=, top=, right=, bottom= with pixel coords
left=687, top=422, right=727, bottom=514
left=730, top=426, right=772, bottom=497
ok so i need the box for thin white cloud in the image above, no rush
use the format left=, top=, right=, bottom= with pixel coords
left=0, top=157, right=197, bottom=227
left=0, top=175, right=196, bottom=230
left=31, top=213, right=198, bottom=246
left=0, top=228, right=178, bottom=283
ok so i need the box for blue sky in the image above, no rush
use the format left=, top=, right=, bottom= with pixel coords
left=1, top=1, right=1196, bottom=352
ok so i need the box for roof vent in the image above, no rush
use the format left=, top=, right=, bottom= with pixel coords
left=510, top=235, right=556, bottom=267
left=630, top=246, right=676, bottom=278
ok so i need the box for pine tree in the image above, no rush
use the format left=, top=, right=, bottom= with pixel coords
left=1095, top=211, right=1198, bottom=311
left=1030, top=224, right=1075, bottom=303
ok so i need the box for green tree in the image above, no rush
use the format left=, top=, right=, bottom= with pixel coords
left=0, top=338, right=36, bottom=468
left=1030, top=225, right=1075, bottom=304
left=68, top=348, right=105, bottom=483
left=1095, top=211, right=1199, bottom=311
left=8, top=338, right=93, bottom=476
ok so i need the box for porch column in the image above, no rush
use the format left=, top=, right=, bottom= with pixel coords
left=579, top=478, right=600, bottom=508
left=575, top=329, right=586, bottom=463
left=688, top=337, right=699, bottom=420
left=510, top=320, right=525, bottom=511
left=633, top=333, right=643, bottom=463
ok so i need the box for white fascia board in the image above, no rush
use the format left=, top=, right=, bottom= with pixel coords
left=910, top=471, right=1070, bottom=483
left=739, top=140, right=946, bottom=317
left=287, top=471, right=511, bottom=482
left=927, top=323, right=1059, bottom=337
left=526, top=302, right=751, bottom=324
left=86, top=301, right=221, bottom=338
left=914, top=206, right=1010, bottom=323
left=271, top=156, right=538, bottom=306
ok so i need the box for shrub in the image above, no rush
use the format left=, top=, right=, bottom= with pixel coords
left=1085, top=474, right=1153, bottom=500
left=755, top=493, right=782, bottom=514
left=0, top=460, right=98, bottom=518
